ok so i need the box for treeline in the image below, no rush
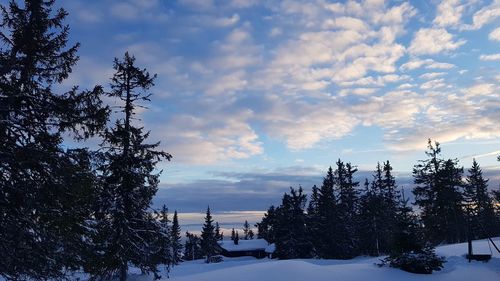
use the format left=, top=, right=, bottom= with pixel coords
left=256, top=140, right=500, bottom=273
left=0, top=1, right=178, bottom=280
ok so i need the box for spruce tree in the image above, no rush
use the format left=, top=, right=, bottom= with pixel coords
left=334, top=160, right=360, bottom=258
left=215, top=222, right=223, bottom=240
left=359, top=177, right=383, bottom=256
left=314, top=167, right=339, bottom=258
left=234, top=231, right=240, bottom=245
left=89, top=52, right=171, bottom=281
left=156, top=205, right=172, bottom=273
left=382, top=190, right=445, bottom=274
left=306, top=185, right=320, bottom=256
left=184, top=232, right=202, bottom=261
left=0, top=0, right=107, bottom=279
left=413, top=140, right=466, bottom=244
left=463, top=159, right=498, bottom=238
left=231, top=228, right=236, bottom=242
left=359, top=161, right=399, bottom=256
left=171, top=211, right=182, bottom=264
left=243, top=220, right=251, bottom=240
left=274, top=187, right=313, bottom=259
left=201, top=206, right=218, bottom=262
left=256, top=206, right=277, bottom=243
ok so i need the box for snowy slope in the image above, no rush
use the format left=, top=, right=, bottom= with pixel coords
left=147, top=237, right=500, bottom=281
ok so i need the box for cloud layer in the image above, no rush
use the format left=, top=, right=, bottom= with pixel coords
left=61, top=0, right=500, bottom=167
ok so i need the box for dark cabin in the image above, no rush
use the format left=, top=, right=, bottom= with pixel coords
left=218, top=239, right=271, bottom=259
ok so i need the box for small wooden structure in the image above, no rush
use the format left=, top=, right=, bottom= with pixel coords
left=218, top=239, right=270, bottom=259
left=466, top=238, right=492, bottom=262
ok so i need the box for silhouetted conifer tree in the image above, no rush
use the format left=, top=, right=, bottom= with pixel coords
left=463, top=159, right=498, bottom=238
left=201, top=206, right=218, bottom=262
left=0, top=0, right=107, bottom=279
left=184, top=232, right=202, bottom=260
left=89, top=52, right=171, bottom=281
left=274, top=187, right=313, bottom=259
left=413, top=140, right=466, bottom=244
left=171, top=211, right=182, bottom=264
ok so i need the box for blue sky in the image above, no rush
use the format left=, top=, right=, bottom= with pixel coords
left=23, top=0, right=500, bottom=217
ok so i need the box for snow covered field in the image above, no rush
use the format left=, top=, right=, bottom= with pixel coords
left=124, top=237, right=500, bottom=281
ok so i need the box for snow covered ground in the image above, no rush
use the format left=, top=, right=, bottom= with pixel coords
left=7, top=238, right=496, bottom=280
left=124, top=237, right=500, bottom=281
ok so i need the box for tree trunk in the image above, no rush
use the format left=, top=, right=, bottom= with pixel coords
left=120, top=264, right=127, bottom=281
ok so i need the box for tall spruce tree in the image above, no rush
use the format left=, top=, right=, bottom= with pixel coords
left=171, top=210, right=182, bottom=264
left=274, top=187, right=313, bottom=259
left=359, top=161, right=399, bottom=256
left=156, top=205, right=172, bottom=273
left=201, top=206, right=218, bottom=262
left=413, top=139, right=466, bottom=244
left=334, top=160, right=360, bottom=258
left=306, top=185, right=320, bottom=256
left=89, top=52, right=171, bottom=281
left=0, top=0, right=107, bottom=279
left=314, top=167, right=340, bottom=258
left=359, top=177, right=384, bottom=256
left=463, top=159, right=498, bottom=238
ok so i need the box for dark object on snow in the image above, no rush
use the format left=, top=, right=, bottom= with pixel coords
left=466, top=239, right=491, bottom=262
left=208, top=255, right=224, bottom=263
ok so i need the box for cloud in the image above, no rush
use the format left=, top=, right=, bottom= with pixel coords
left=420, top=78, right=447, bottom=90
left=462, top=0, right=500, bottom=30
left=260, top=95, right=359, bottom=150
left=178, top=0, right=215, bottom=10
left=339, top=87, right=378, bottom=96
left=408, top=28, right=466, bottom=55
left=322, top=16, right=368, bottom=31
left=205, top=70, right=248, bottom=96
left=479, top=53, right=500, bottom=61
left=489, top=27, right=500, bottom=41
left=400, top=58, right=455, bottom=71
left=156, top=109, right=263, bottom=164
left=212, top=14, right=240, bottom=27
left=109, top=0, right=169, bottom=22
left=419, top=72, right=446, bottom=80
left=433, top=0, right=465, bottom=28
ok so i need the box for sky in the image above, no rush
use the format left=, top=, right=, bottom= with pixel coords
left=9, top=0, right=500, bottom=226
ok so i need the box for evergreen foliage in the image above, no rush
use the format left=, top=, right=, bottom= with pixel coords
left=243, top=220, right=251, bottom=240
left=184, top=232, right=203, bottom=261
left=215, top=222, right=223, bottom=241
left=413, top=139, right=466, bottom=244
left=88, top=52, right=171, bottom=281
left=171, top=210, right=182, bottom=265
left=201, top=206, right=219, bottom=262
left=358, top=161, right=399, bottom=256
left=154, top=205, right=172, bottom=275
left=311, top=167, right=339, bottom=258
left=273, top=187, right=313, bottom=259
left=256, top=206, right=277, bottom=243
left=463, top=159, right=498, bottom=238
left=334, top=161, right=360, bottom=258
left=0, top=0, right=107, bottom=279
left=381, top=191, right=445, bottom=274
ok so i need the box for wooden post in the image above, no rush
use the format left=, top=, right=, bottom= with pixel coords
left=468, top=239, right=473, bottom=263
